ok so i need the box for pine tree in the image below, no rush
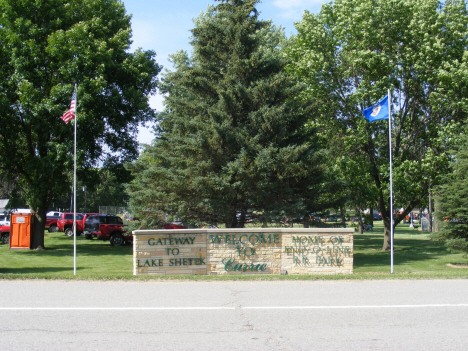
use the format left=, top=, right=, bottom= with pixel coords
left=434, top=131, right=468, bottom=254
left=127, top=0, right=326, bottom=228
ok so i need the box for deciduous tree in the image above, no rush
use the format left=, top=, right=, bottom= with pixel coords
left=287, top=0, right=468, bottom=249
left=0, top=0, right=161, bottom=248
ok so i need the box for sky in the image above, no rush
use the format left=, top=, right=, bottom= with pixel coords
left=121, top=0, right=325, bottom=145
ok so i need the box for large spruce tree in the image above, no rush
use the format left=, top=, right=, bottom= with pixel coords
left=127, top=0, right=325, bottom=228
left=433, top=130, right=468, bottom=254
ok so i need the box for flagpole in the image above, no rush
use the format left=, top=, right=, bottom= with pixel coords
left=388, top=89, right=394, bottom=274
left=73, top=83, right=77, bottom=276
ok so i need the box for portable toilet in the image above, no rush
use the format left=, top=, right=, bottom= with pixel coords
left=10, top=213, right=35, bottom=249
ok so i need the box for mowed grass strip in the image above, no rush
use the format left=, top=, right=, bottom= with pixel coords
left=1, top=222, right=468, bottom=280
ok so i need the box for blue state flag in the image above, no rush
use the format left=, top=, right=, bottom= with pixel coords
left=362, top=96, right=389, bottom=122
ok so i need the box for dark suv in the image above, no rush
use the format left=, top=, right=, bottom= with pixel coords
left=83, top=214, right=129, bottom=246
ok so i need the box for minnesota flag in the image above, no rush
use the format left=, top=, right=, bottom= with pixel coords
left=362, top=96, right=389, bottom=122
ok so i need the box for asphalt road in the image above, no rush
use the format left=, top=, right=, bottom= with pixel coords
left=1, top=279, right=467, bottom=351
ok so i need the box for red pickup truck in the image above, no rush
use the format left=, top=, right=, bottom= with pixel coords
left=83, top=214, right=129, bottom=246
left=46, top=212, right=61, bottom=232
left=57, top=213, right=86, bottom=236
left=0, top=225, right=9, bottom=244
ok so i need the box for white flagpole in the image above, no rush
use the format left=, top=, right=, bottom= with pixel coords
left=388, top=89, right=394, bottom=274
left=73, top=84, right=77, bottom=276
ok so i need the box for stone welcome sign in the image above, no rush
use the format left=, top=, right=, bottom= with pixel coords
left=133, top=228, right=354, bottom=275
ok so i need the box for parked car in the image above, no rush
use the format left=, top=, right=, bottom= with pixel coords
left=373, top=214, right=382, bottom=220
left=0, top=224, right=10, bottom=244
left=57, top=213, right=85, bottom=236
left=325, top=214, right=341, bottom=222
left=351, top=217, right=365, bottom=222
left=46, top=212, right=62, bottom=232
left=164, top=222, right=188, bottom=229
left=83, top=214, right=129, bottom=246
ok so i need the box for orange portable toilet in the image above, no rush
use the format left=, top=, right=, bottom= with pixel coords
left=10, top=213, right=35, bottom=249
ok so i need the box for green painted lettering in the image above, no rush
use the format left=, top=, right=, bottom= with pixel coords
left=248, top=234, right=259, bottom=244
left=330, top=236, right=344, bottom=244
left=210, top=235, right=222, bottom=243
left=223, top=258, right=234, bottom=271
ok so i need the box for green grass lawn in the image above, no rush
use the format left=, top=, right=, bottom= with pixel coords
left=354, top=222, right=468, bottom=278
left=1, top=222, right=467, bottom=280
left=0, top=232, right=134, bottom=279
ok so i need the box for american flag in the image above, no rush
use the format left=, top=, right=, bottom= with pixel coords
left=61, top=89, right=76, bottom=123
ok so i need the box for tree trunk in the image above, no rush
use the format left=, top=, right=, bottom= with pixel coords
left=429, top=191, right=433, bottom=232
left=225, top=210, right=237, bottom=228
left=31, top=207, right=47, bottom=250
left=340, top=205, right=346, bottom=228
left=288, top=216, right=293, bottom=228
left=433, top=194, right=440, bottom=232
left=382, top=217, right=391, bottom=251
left=226, top=209, right=246, bottom=228
left=356, top=207, right=363, bottom=234
left=261, top=215, right=268, bottom=228
left=238, top=211, right=246, bottom=229
left=303, top=214, right=310, bottom=228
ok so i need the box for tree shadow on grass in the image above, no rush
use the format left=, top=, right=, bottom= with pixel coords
left=0, top=267, right=84, bottom=274
left=1, top=237, right=132, bottom=275
left=4, top=235, right=132, bottom=259
left=354, top=233, right=447, bottom=268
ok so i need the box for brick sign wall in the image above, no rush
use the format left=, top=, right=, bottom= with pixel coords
left=133, top=228, right=354, bottom=275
